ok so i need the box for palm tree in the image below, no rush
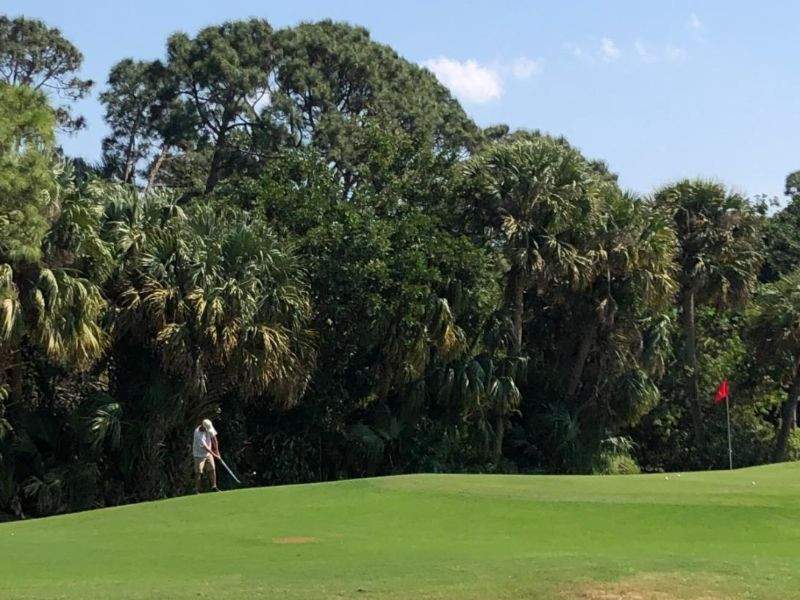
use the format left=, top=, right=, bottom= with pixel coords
left=416, top=305, right=523, bottom=464
left=653, top=180, right=762, bottom=449
left=463, top=137, right=602, bottom=352
left=747, top=270, right=800, bottom=461
left=109, top=192, right=316, bottom=410
left=517, top=188, right=675, bottom=471
left=99, top=188, right=316, bottom=497
left=0, top=85, right=109, bottom=405
left=0, top=85, right=110, bottom=516
left=461, top=136, right=604, bottom=458
left=563, top=189, right=677, bottom=403
left=0, top=182, right=109, bottom=517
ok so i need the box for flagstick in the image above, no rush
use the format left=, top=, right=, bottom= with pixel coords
left=725, top=394, right=733, bottom=470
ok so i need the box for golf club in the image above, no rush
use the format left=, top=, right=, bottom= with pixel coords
left=215, top=453, right=241, bottom=484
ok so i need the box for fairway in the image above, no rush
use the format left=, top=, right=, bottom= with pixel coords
left=2, top=464, right=800, bottom=599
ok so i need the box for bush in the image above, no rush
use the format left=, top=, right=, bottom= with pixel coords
left=592, top=436, right=641, bottom=474
left=593, top=452, right=641, bottom=475
left=784, top=428, right=800, bottom=461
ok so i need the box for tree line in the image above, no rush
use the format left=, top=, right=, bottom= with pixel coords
left=1, top=14, right=799, bottom=519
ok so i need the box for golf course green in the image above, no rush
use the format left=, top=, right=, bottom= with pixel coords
left=1, top=463, right=799, bottom=599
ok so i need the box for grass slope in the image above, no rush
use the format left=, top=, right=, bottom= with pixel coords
left=2, top=463, right=800, bottom=599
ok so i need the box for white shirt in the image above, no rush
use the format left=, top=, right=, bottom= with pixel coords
left=192, top=427, right=213, bottom=458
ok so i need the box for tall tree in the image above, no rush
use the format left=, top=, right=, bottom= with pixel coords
left=518, top=187, right=677, bottom=471
left=0, top=83, right=56, bottom=263
left=462, top=136, right=602, bottom=356
left=761, top=170, right=800, bottom=282
left=559, top=190, right=676, bottom=403
left=271, top=20, right=478, bottom=198
left=653, top=180, right=762, bottom=449
left=98, top=185, right=316, bottom=498
left=107, top=190, right=315, bottom=405
left=104, top=20, right=478, bottom=199
left=166, top=19, right=277, bottom=193
left=253, top=148, right=502, bottom=472
left=100, top=59, right=175, bottom=185
left=0, top=16, right=92, bottom=130
left=747, top=270, right=800, bottom=461
left=461, top=136, right=604, bottom=458
left=0, top=84, right=107, bottom=406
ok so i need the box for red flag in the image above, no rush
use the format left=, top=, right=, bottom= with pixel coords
left=715, top=379, right=729, bottom=404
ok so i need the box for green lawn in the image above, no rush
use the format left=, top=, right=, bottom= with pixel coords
left=2, top=463, right=800, bottom=599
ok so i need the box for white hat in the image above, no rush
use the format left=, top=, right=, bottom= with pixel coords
left=202, top=419, right=217, bottom=436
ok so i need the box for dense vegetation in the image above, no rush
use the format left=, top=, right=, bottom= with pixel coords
left=1, top=14, right=798, bottom=520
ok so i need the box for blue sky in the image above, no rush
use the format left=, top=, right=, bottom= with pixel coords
left=5, top=1, right=799, bottom=200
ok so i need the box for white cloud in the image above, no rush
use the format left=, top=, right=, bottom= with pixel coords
left=564, top=43, right=585, bottom=59
left=423, top=57, right=503, bottom=103
left=665, top=45, right=688, bottom=62
left=635, top=40, right=688, bottom=63
left=571, top=36, right=689, bottom=67
left=510, top=56, right=542, bottom=80
left=423, top=56, right=543, bottom=103
left=687, top=13, right=702, bottom=30
left=600, top=38, right=621, bottom=61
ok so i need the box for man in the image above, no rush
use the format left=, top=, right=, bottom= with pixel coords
left=193, top=418, right=220, bottom=493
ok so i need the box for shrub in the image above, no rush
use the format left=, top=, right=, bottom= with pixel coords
left=593, top=453, right=641, bottom=475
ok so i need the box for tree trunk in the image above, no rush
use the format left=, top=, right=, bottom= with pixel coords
left=122, top=136, right=136, bottom=183
left=205, top=147, right=224, bottom=194
left=122, top=111, right=143, bottom=184
left=773, top=356, right=800, bottom=462
left=681, top=286, right=705, bottom=448
left=508, top=265, right=525, bottom=354
left=494, top=264, right=526, bottom=463
left=8, top=354, right=23, bottom=406
left=145, top=144, right=168, bottom=193
left=205, top=121, right=231, bottom=194
left=494, top=413, right=505, bottom=462
left=567, top=322, right=598, bottom=399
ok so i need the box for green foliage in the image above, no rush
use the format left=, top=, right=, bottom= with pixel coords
left=90, top=401, right=122, bottom=451
left=0, top=16, right=92, bottom=130
left=656, top=179, right=763, bottom=309
left=104, top=18, right=478, bottom=199
left=746, top=270, right=800, bottom=460
left=745, top=274, right=800, bottom=381
left=114, top=196, right=316, bottom=405
left=100, top=59, right=174, bottom=184
left=460, top=136, right=610, bottom=460
left=462, top=136, right=603, bottom=294
left=762, top=175, right=800, bottom=282
left=273, top=20, right=477, bottom=195
left=593, top=453, right=641, bottom=475
left=166, top=18, right=277, bottom=193
left=0, top=83, right=56, bottom=263
left=461, top=136, right=678, bottom=469
left=784, top=428, right=800, bottom=461
left=250, top=148, right=502, bottom=474
left=652, top=179, right=763, bottom=451
left=592, top=436, right=641, bottom=474
left=0, top=86, right=109, bottom=517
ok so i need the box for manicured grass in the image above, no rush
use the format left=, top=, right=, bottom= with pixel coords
left=2, top=463, right=800, bottom=599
